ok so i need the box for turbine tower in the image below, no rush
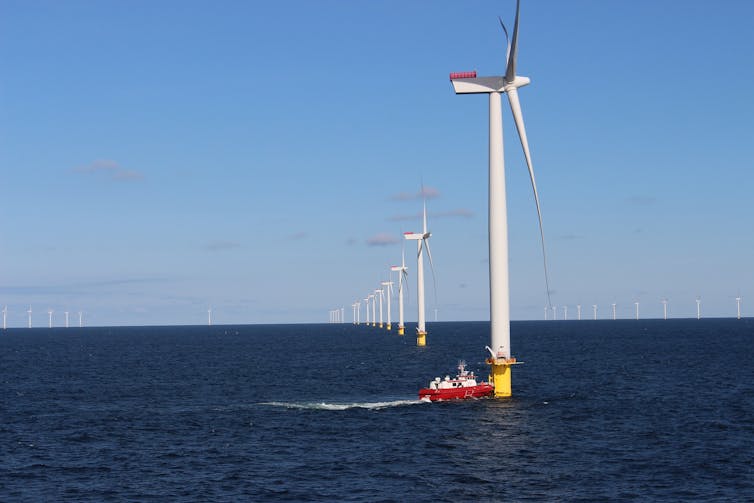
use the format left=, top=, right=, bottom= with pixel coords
left=552, top=305, right=556, bottom=320
left=208, top=308, right=212, bottom=326
left=375, top=288, right=384, bottom=328
left=382, top=280, right=393, bottom=330
left=364, top=297, right=370, bottom=325
left=65, top=311, right=69, bottom=328
left=543, top=306, right=547, bottom=320
left=577, top=304, right=581, bottom=321
left=662, top=298, right=668, bottom=320
left=404, top=199, right=435, bottom=347
left=78, top=311, right=83, bottom=328
left=450, top=0, right=550, bottom=397
left=563, top=305, right=567, bottom=321
left=592, top=304, right=597, bottom=320
left=48, top=309, right=53, bottom=328
left=735, top=295, right=741, bottom=320
left=2, top=305, right=6, bottom=330
left=391, top=251, right=408, bottom=335
left=355, top=301, right=361, bottom=325
left=370, top=294, right=376, bottom=327
left=634, top=301, right=639, bottom=320
left=696, top=297, right=701, bottom=320
left=27, top=305, right=32, bottom=328
left=341, top=307, right=344, bottom=324
left=611, top=303, right=617, bottom=321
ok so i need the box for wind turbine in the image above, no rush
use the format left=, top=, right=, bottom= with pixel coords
left=370, top=294, right=376, bottom=327
left=735, top=295, right=741, bottom=320
left=390, top=248, right=409, bottom=335
left=661, top=298, right=668, bottom=320
left=375, top=288, right=384, bottom=328
left=78, top=311, right=83, bottom=328
left=65, top=311, right=69, bottom=328
left=592, top=304, right=597, bottom=320
left=563, top=305, right=567, bottom=321
left=634, top=301, right=639, bottom=320
left=341, top=307, right=344, bottom=324
left=450, top=0, right=550, bottom=397
left=364, top=297, right=370, bottom=325
left=382, top=280, right=393, bottom=330
left=696, top=297, right=701, bottom=320
left=48, top=309, right=53, bottom=328
left=577, top=304, right=581, bottom=321
left=543, top=306, right=547, bottom=320
left=208, top=308, right=212, bottom=326
left=2, top=305, right=6, bottom=330
left=27, top=305, right=32, bottom=328
left=404, top=199, right=435, bottom=347
left=611, top=303, right=617, bottom=321
left=551, top=305, right=556, bottom=320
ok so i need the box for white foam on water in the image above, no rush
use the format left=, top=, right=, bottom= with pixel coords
left=259, top=399, right=424, bottom=411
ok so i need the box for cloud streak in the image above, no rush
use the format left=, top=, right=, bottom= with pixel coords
left=387, top=208, right=473, bottom=222
left=366, top=233, right=399, bottom=246
left=72, top=159, right=144, bottom=181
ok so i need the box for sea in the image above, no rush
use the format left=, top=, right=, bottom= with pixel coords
left=1, top=319, right=753, bottom=501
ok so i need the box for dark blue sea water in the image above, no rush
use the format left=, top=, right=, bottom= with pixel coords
left=2, top=319, right=753, bottom=501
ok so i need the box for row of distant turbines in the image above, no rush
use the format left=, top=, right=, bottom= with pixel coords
left=1, top=306, right=85, bottom=329
left=545, top=297, right=744, bottom=321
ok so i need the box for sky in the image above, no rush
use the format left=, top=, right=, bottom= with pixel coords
left=1, top=0, right=753, bottom=326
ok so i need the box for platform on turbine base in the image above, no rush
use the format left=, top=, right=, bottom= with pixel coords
left=397, top=327, right=405, bottom=335
left=486, top=357, right=523, bottom=398
left=416, top=331, right=427, bottom=347
left=386, top=324, right=392, bottom=331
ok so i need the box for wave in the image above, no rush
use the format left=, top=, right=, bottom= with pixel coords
left=258, top=399, right=424, bottom=411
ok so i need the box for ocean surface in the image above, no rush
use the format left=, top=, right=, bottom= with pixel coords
left=1, top=319, right=753, bottom=501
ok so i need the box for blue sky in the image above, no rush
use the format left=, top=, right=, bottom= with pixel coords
left=1, top=0, right=753, bottom=326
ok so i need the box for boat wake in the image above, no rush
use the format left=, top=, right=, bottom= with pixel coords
left=259, top=399, right=423, bottom=411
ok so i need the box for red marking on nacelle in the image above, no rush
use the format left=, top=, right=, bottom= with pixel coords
left=450, top=71, right=477, bottom=80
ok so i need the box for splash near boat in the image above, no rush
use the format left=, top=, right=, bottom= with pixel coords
left=418, top=361, right=493, bottom=402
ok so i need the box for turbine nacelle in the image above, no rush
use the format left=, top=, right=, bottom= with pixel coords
left=403, top=231, right=430, bottom=241
left=449, top=74, right=530, bottom=95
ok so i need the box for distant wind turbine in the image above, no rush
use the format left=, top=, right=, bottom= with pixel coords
left=375, top=288, right=384, bottom=328
left=404, top=199, right=435, bottom=347
left=592, top=304, right=597, bottom=320
left=634, top=301, right=639, bottom=320
left=208, top=308, right=212, bottom=326
left=78, top=311, right=83, bottom=328
left=48, top=309, right=53, bottom=328
left=577, top=304, right=581, bottom=321
left=341, top=307, right=344, bottom=324
left=370, top=294, right=376, bottom=327
left=65, top=311, right=69, bottom=328
left=544, top=306, right=547, bottom=320
left=661, top=298, right=668, bottom=320
left=390, top=251, right=408, bottom=335
left=563, top=305, right=567, bottom=321
left=2, top=305, right=6, bottom=330
left=696, top=297, right=701, bottom=320
left=611, top=303, right=617, bottom=321
left=552, top=305, right=556, bottom=320
left=450, top=0, right=551, bottom=397
left=735, top=295, right=741, bottom=320
left=27, top=305, right=32, bottom=328
left=382, top=281, right=393, bottom=330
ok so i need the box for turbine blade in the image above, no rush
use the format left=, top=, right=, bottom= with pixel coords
left=498, top=16, right=511, bottom=67
left=506, top=87, right=552, bottom=308
left=424, top=238, right=438, bottom=308
left=505, top=0, right=521, bottom=82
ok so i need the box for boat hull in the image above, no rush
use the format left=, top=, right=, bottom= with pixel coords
left=418, top=383, right=494, bottom=402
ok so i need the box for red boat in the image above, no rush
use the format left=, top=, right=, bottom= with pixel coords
left=418, top=361, right=493, bottom=402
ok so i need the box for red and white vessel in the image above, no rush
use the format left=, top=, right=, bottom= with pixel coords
left=418, top=361, right=493, bottom=402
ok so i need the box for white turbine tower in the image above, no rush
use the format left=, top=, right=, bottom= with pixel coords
left=352, top=303, right=357, bottom=324
left=450, top=0, right=550, bottom=397
left=208, top=308, right=212, bottom=326
left=696, top=297, right=701, bottom=320
left=27, top=305, right=32, bottom=328
left=552, top=305, right=556, bottom=320
left=577, top=304, right=581, bottom=321
left=563, top=305, right=567, bottom=321
left=65, top=311, right=69, bottom=328
left=735, top=295, right=741, bottom=320
left=662, top=298, right=668, bottom=320
left=382, top=280, right=393, bottom=330
left=404, top=200, right=435, bottom=347
left=634, top=301, right=639, bottom=321
left=78, top=311, right=83, bottom=327
left=341, top=307, right=344, bottom=324
left=364, top=297, right=370, bottom=326
left=544, top=306, right=547, bottom=320
left=375, top=288, right=384, bottom=328
left=48, top=309, right=53, bottom=328
left=370, top=294, right=376, bottom=327
left=2, top=305, right=6, bottom=330
left=390, top=249, right=409, bottom=335
left=592, top=304, right=597, bottom=320
left=612, top=303, right=617, bottom=321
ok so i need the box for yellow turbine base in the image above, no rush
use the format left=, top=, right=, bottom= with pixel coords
left=386, top=324, right=392, bottom=331
left=372, top=323, right=376, bottom=327
left=488, top=361, right=512, bottom=398
left=416, top=331, right=427, bottom=347
left=398, top=327, right=405, bottom=335
left=379, top=323, right=383, bottom=328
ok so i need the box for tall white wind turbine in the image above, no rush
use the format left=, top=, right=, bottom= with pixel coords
left=612, top=303, right=617, bottom=321
left=662, top=298, right=668, bottom=320
left=2, top=305, right=6, bottom=330
left=78, top=311, right=83, bottom=328
left=735, top=295, right=741, bottom=320
left=370, top=294, right=376, bottom=327
left=208, top=308, right=212, bottom=326
left=577, top=304, right=581, bottom=321
left=382, top=280, right=394, bottom=330
left=390, top=248, right=409, bottom=335
left=27, top=305, right=33, bottom=328
left=375, top=288, right=384, bottom=328
left=48, top=309, right=53, bottom=328
left=65, top=311, right=69, bottom=328
left=696, top=297, right=701, bottom=320
left=364, top=297, right=370, bottom=325
left=634, top=301, right=639, bottom=320
left=450, top=0, right=550, bottom=397
left=592, top=304, right=597, bottom=320
left=563, top=305, right=568, bottom=321
left=404, top=200, right=435, bottom=347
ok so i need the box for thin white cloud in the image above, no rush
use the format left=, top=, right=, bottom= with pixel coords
left=387, top=208, right=473, bottom=222
left=366, top=233, right=399, bottom=246
left=389, top=186, right=440, bottom=201
left=72, top=159, right=144, bottom=181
